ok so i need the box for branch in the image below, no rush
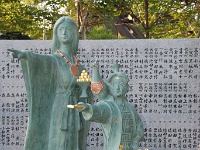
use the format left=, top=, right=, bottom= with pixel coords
left=79, top=12, right=88, bottom=33
left=149, top=11, right=169, bottom=29
left=130, top=12, right=146, bottom=29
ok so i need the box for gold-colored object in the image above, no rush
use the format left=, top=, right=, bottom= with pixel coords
left=91, top=81, right=103, bottom=94
left=115, top=76, right=120, bottom=80
left=67, top=105, right=84, bottom=109
left=77, top=70, right=91, bottom=82
left=57, top=49, right=79, bottom=76
left=119, top=144, right=124, bottom=150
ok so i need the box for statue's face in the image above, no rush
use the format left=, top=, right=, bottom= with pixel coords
left=110, top=77, right=127, bottom=98
left=57, top=21, right=73, bottom=44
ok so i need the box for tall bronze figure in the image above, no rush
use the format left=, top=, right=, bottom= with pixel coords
left=8, top=16, right=91, bottom=150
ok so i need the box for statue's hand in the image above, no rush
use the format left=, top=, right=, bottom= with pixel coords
left=77, top=102, right=89, bottom=112
left=92, top=59, right=99, bottom=69
left=7, top=49, right=27, bottom=60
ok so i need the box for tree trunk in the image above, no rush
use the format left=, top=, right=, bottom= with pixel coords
left=144, top=0, right=149, bottom=38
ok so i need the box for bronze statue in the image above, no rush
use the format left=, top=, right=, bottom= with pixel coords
left=8, top=16, right=91, bottom=150
left=75, top=62, right=144, bottom=150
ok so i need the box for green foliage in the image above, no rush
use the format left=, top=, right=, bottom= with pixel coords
left=78, top=0, right=200, bottom=38
left=148, top=1, right=200, bottom=38
left=0, top=1, right=35, bottom=34
left=87, top=26, right=117, bottom=39
left=0, top=0, right=199, bottom=39
left=0, top=0, right=65, bottom=39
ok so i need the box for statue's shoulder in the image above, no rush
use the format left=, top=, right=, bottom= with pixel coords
left=96, top=100, right=111, bottom=109
left=50, top=53, right=63, bottom=63
left=51, top=53, right=60, bottom=58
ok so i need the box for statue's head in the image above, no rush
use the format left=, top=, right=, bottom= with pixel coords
left=51, top=16, right=79, bottom=55
left=107, top=64, right=129, bottom=98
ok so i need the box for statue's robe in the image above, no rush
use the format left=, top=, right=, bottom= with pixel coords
left=82, top=97, right=143, bottom=150
left=21, top=52, right=88, bottom=150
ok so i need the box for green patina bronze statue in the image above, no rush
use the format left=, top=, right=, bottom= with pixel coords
left=8, top=16, right=91, bottom=150
left=75, top=62, right=144, bottom=150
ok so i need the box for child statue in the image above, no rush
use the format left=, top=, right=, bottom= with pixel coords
left=77, top=62, right=144, bottom=150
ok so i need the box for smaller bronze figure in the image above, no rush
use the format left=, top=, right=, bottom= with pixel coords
left=70, top=61, right=144, bottom=150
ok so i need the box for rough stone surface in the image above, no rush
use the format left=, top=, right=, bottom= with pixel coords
left=0, top=39, right=200, bottom=150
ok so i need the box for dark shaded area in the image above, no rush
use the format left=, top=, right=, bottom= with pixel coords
left=115, top=16, right=145, bottom=39
left=0, top=32, right=31, bottom=40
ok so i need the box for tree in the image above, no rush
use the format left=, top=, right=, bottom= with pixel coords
left=0, top=1, right=35, bottom=37
left=0, top=0, right=65, bottom=39
left=1, top=0, right=199, bottom=39
left=87, top=25, right=117, bottom=39
left=66, top=0, right=200, bottom=39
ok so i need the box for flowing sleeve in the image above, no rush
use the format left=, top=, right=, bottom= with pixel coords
left=82, top=101, right=111, bottom=124
left=20, top=51, right=57, bottom=150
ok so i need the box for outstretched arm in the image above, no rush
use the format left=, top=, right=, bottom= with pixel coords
left=78, top=102, right=111, bottom=124
left=7, top=49, right=27, bottom=60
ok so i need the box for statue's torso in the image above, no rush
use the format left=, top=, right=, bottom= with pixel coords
left=117, top=102, right=137, bottom=149
left=56, top=55, right=79, bottom=93
left=48, top=54, right=81, bottom=150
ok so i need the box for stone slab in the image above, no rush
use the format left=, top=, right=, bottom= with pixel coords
left=0, top=39, right=200, bottom=150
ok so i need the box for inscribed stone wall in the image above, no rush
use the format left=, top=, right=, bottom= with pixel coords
left=0, top=39, right=200, bottom=150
